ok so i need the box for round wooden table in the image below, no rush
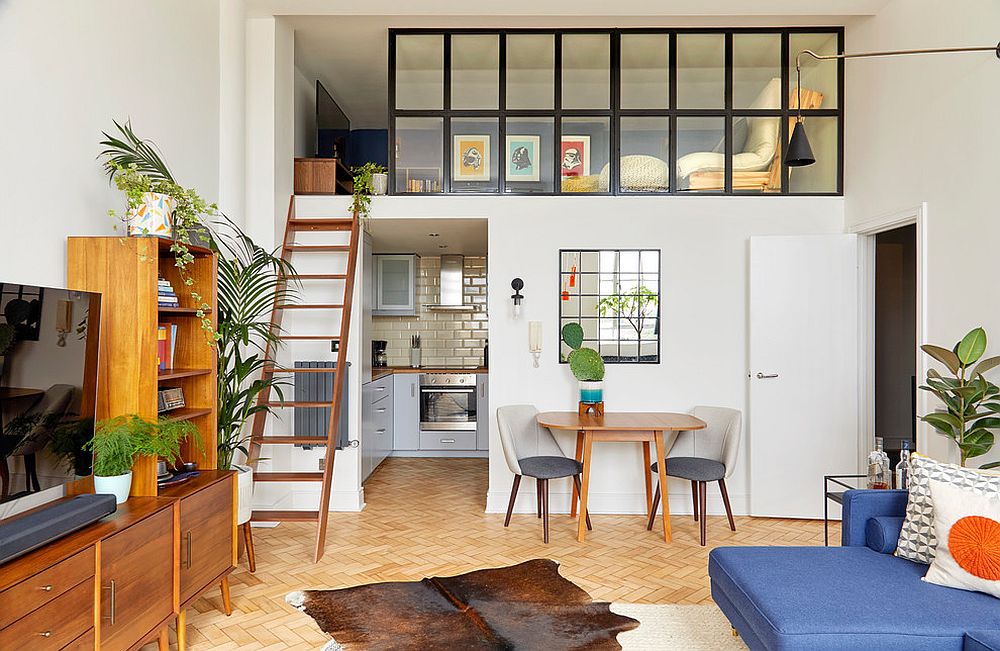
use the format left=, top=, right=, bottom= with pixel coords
left=536, top=411, right=707, bottom=543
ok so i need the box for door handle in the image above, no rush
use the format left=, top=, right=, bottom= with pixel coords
left=186, top=531, right=193, bottom=569
left=103, top=579, right=117, bottom=625
left=755, top=372, right=779, bottom=379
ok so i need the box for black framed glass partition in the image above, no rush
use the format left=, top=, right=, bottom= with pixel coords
left=390, top=28, right=844, bottom=196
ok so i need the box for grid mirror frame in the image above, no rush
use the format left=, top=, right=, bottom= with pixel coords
left=559, top=248, right=661, bottom=365
left=390, top=28, right=844, bottom=196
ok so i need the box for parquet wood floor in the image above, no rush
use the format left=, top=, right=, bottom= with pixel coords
left=156, top=457, right=838, bottom=649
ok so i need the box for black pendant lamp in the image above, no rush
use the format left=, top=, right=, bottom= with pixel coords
left=786, top=120, right=815, bottom=167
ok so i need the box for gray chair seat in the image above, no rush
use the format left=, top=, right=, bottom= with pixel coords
left=519, top=456, right=584, bottom=480
left=651, top=457, right=726, bottom=482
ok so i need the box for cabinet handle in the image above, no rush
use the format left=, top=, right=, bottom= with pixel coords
left=376, top=407, right=387, bottom=413
left=104, top=579, right=117, bottom=625
left=186, top=531, right=193, bottom=569
left=38, top=631, right=52, bottom=638
left=39, top=584, right=53, bottom=592
left=376, top=386, right=387, bottom=392
left=376, top=428, right=386, bottom=434
left=441, top=438, right=456, bottom=444
left=411, top=384, right=415, bottom=398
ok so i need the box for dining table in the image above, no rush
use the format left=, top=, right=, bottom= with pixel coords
left=536, top=411, right=707, bottom=543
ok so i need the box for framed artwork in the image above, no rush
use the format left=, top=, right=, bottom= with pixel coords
left=453, top=135, right=490, bottom=182
left=560, top=136, right=591, bottom=177
left=505, top=135, right=540, bottom=182
left=0, top=284, right=44, bottom=341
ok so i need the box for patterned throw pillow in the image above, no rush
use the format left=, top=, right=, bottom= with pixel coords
left=895, top=454, right=1000, bottom=564
left=923, top=480, right=1000, bottom=598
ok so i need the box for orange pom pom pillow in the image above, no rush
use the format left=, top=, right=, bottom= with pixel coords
left=923, top=479, right=1000, bottom=599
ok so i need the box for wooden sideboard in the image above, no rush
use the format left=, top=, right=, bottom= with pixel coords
left=0, top=471, right=236, bottom=650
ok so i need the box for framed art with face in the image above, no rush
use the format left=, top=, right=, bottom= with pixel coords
left=560, top=136, right=591, bottom=177
left=505, top=135, right=541, bottom=182
left=453, top=135, right=491, bottom=181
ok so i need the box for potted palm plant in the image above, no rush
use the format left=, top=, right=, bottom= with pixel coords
left=561, top=323, right=606, bottom=404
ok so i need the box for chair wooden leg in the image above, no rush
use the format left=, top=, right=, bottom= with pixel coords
left=698, top=481, right=708, bottom=546
left=536, top=478, right=542, bottom=518
left=541, top=479, right=550, bottom=544
left=504, top=475, right=521, bottom=527
left=691, top=480, right=699, bottom=521
left=25, top=454, right=40, bottom=492
left=646, top=484, right=660, bottom=531
left=220, top=575, right=232, bottom=616
left=242, top=522, right=256, bottom=573
left=177, top=609, right=187, bottom=651
left=719, top=478, right=736, bottom=532
left=572, top=475, right=592, bottom=530
left=158, top=627, right=169, bottom=651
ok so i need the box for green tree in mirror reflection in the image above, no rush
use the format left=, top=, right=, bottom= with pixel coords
left=598, top=285, right=658, bottom=341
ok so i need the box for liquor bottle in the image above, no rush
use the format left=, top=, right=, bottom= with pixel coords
left=867, top=437, right=891, bottom=489
left=895, top=440, right=912, bottom=490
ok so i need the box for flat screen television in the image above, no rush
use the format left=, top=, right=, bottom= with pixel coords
left=317, top=80, right=351, bottom=160
left=0, top=283, right=101, bottom=520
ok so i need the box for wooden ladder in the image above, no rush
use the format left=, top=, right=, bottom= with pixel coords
left=247, top=195, right=360, bottom=562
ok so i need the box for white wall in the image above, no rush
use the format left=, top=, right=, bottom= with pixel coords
left=0, top=0, right=221, bottom=287
left=845, top=0, right=1000, bottom=466
left=294, top=65, right=317, bottom=158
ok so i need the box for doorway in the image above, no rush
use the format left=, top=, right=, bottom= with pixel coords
left=873, top=224, right=917, bottom=462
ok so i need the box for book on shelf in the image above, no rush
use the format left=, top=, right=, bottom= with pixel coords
left=157, top=323, right=179, bottom=370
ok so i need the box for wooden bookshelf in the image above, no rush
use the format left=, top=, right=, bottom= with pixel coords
left=67, top=236, right=218, bottom=497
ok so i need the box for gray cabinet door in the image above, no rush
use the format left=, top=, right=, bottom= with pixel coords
left=476, top=374, right=489, bottom=450
left=393, top=374, right=421, bottom=450
left=361, top=383, right=375, bottom=481
left=374, top=254, right=417, bottom=316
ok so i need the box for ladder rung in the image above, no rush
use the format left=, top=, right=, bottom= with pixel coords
left=252, top=510, right=319, bottom=522
left=254, top=436, right=328, bottom=444
left=277, top=335, right=341, bottom=340
left=288, top=218, right=354, bottom=231
left=254, top=472, right=325, bottom=482
left=277, top=304, right=344, bottom=310
left=263, top=367, right=338, bottom=374
left=263, top=401, right=331, bottom=408
left=284, top=274, right=348, bottom=280
left=283, top=245, right=350, bottom=252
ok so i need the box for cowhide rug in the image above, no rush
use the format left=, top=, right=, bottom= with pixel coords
left=287, top=559, right=640, bottom=650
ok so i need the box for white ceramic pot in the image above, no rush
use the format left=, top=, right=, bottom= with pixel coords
left=371, top=173, right=388, bottom=196
left=93, top=472, right=133, bottom=504
left=234, top=464, right=254, bottom=525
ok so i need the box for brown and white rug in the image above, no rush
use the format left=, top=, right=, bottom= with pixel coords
left=287, top=559, right=746, bottom=650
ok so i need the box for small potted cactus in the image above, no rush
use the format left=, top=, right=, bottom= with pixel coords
left=561, top=323, right=606, bottom=404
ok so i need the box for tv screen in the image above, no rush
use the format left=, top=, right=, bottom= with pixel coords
left=0, top=283, right=100, bottom=519
left=317, top=80, right=351, bottom=160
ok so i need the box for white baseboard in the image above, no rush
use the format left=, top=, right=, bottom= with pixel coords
left=252, top=487, right=365, bottom=513
left=484, top=489, right=749, bottom=517
left=389, top=450, right=489, bottom=459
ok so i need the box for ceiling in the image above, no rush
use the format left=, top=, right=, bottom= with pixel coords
left=368, top=217, right=487, bottom=256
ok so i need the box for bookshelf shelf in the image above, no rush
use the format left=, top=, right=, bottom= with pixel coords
left=158, top=306, right=213, bottom=315
left=158, top=368, right=212, bottom=381
left=163, top=406, right=213, bottom=422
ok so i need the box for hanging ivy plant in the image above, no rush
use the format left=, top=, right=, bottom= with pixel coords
left=351, top=162, right=386, bottom=227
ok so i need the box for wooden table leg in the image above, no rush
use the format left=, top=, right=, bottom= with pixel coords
left=158, top=627, right=169, bottom=651
left=653, top=431, right=672, bottom=543
left=570, top=430, right=584, bottom=518
left=220, top=575, right=233, bottom=616
left=642, top=441, right=652, bottom=516
left=177, top=609, right=187, bottom=651
left=576, top=431, right=594, bottom=542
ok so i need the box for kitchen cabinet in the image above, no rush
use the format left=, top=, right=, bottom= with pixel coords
left=362, top=375, right=394, bottom=481
left=374, top=254, right=418, bottom=316
left=393, top=373, right=420, bottom=451
left=476, top=374, right=490, bottom=450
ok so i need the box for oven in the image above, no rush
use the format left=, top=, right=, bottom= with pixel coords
left=419, top=373, right=477, bottom=431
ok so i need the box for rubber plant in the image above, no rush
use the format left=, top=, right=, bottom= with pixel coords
left=350, top=162, right=386, bottom=226
left=561, top=322, right=605, bottom=382
left=920, top=327, right=1000, bottom=469
left=99, top=119, right=218, bottom=343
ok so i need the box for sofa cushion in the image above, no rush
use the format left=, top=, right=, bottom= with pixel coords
left=710, top=546, right=1000, bottom=651
left=965, top=630, right=1000, bottom=651
left=866, top=516, right=905, bottom=554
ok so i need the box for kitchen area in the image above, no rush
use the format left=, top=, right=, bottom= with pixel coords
left=360, top=218, right=489, bottom=485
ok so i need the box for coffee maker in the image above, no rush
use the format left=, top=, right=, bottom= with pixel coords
left=372, top=340, right=388, bottom=367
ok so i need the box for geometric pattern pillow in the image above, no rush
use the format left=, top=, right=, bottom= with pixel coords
left=896, top=454, right=1000, bottom=564
left=923, top=480, right=1000, bottom=598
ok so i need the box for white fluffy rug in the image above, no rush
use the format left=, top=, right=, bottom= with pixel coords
left=612, top=604, right=748, bottom=650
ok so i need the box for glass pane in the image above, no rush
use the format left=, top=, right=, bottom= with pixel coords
left=731, top=114, right=782, bottom=193
left=394, top=117, right=443, bottom=193
left=504, top=117, right=553, bottom=193
left=380, top=258, right=411, bottom=306
left=562, top=33, right=610, bottom=109
left=790, top=32, right=839, bottom=109
left=620, top=34, right=669, bottom=109
left=506, top=34, right=554, bottom=110
left=676, top=33, right=724, bottom=109
left=560, top=117, right=610, bottom=193
left=676, top=116, right=725, bottom=192
left=451, top=118, right=498, bottom=192
left=788, top=116, right=838, bottom=193
left=395, top=35, right=443, bottom=110
left=733, top=34, right=781, bottom=108
left=452, top=34, right=499, bottom=110
left=619, top=117, right=670, bottom=193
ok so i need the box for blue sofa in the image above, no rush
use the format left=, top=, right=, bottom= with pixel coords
left=709, top=489, right=1000, bottom=651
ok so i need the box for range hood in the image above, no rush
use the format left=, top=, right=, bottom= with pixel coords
left=425, top=254, right=475, bottom=312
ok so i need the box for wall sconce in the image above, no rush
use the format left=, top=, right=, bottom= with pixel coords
left=528, top=321, right=542, bottom=368
left=510, top=278, right=524, bottom=318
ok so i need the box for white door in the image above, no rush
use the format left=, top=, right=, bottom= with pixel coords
left=749, top=235, right=860, bottom=518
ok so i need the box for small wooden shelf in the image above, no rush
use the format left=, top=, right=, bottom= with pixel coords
left=162, top=407, right=212, bottom=422
left=158, top=306, right=213, bottom=315
left=158, top=368, right=212, bottom=381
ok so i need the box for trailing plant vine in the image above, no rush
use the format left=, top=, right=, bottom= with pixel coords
left=350, top=162, right=386, bottom=226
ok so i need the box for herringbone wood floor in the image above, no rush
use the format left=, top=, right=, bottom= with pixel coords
left=156, top=457, right=837, bottom=649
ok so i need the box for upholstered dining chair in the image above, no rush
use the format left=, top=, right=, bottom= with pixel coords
left=646, top=406, right=742, bottom=546
left=10, top=384, right=75, bottom=492
left=496, top=405, right=591, bottom=543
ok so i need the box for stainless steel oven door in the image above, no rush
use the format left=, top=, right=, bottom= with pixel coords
left=419, top=386, right=477, bottom=431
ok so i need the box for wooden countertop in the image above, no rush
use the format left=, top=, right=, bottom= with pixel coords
left=372, top=367, right=488, bottom=380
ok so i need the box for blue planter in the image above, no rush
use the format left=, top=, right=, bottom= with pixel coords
left=579, top=381, right=604, bottom=404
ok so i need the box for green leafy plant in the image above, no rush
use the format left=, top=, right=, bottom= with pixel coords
left=598, top=284, right=659, bottom=340
left=99, top=120, right=218, bottom=343
left=214, top=217, right=298, bottom=470
left=561, top=322, right=605, bottom=382
left=0, top=323, right=14, bottom=356
left=86, top=415, right=200, bottom=477
left=920, top=327, right=1000, bottom=469
left=350, top=162, right=386, bottom=223
left=49, top=417, right=96, bottom=475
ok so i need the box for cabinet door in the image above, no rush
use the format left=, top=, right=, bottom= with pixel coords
left=393, top=374, right=420, bottom=450
left=476, top=375, right=490, bottom=450
left=179, top=478, right=235, bottom=604
left=375, top=255, right=416, bottom=315
left=99, top=509, right=173, bottom=651
left=361, top=383, right=375, bottom=481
